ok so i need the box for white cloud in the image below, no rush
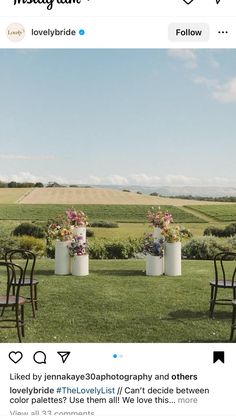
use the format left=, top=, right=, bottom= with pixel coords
left=0, top=154, right=55, bottom=160
left=193, top=76, right=218, bottom=89
left=213, top=77, right=236, bottom=103
left=130, top=174, right=161, bottom=186
left=164, top=175, right=199, bottom=186
left=0, top=172, right=67, bottom=184
left=0, top=172, right=235, bottom=188
left=82, top=175, right=129, bottom=186
left=104, top=175, right=129, bottom=186
left=168, top=49, right=198, bottom=69
left=208, top=55, right=220, bottom=69
left=193, top=75, right=236, bottom=103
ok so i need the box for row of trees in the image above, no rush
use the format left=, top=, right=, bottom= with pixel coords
left=0, top=181, right=93, bottom=188
left=0, top=181, right=44, bottom=188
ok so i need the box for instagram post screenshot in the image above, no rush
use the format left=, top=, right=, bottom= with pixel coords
left=0, top=0, right=236, bottom=418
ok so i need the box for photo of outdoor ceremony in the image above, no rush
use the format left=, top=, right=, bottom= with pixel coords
left=0, top=49, right=236, bottom=344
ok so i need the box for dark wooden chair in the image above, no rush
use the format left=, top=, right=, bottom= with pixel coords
left=5, top=250, right=38, bottom=317
left=209, top=252, right=236, bottom=318
left=230, top=300, right=236, bottom=341
left=0, top=262, right=26, bottom=343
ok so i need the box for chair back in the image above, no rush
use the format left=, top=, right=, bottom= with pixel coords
left=214, top=252, right=236, bottom=287
left=0, top=262, right=24, bottom=304
left=5, top=250, right=36, bottom=284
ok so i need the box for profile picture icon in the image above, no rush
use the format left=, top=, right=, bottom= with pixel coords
left=6, top=23, right=25, bottom=42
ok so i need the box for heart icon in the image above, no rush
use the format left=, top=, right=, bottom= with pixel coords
left=9, top=351, right=23, bottom=364
left=183, top=0, right=195, bottom=4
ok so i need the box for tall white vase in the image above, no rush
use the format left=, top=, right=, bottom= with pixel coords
left=55, top=240, right=71, bottom=275
left=72, top=226, right=86, bottom=242
left=71, top=255, right=89, bottom=276
left=165, top=242, right=181, bottom=276
left=146, top=255, right=164, bottom=276
left=153, top=227, right=163, bottom=239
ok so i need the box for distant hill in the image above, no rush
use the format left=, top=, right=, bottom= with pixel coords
left=98, top=185, right=236, bottom=198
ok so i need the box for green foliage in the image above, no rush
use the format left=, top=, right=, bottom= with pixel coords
left=224, top=223, right=236, bottom=236
left=228, top=236, right=236, bottom=250
left=12, top=222, right=45, bottom=238
left=17, top=236, right=45, bottom=256
left=182, top=236, right=229, bottom=260
left=86, top=228, right=95, bottom=237
left=104, top=238, right=142, bottom=259
left=0, top=236, right=19, bottom=259
left=90, top=220, right=119, bottom=228
left=46, top=237, right=142, bottom=260
left=46, top=238, right=55, bottom=259
left=88, top=240, right=107, bottom=259
left=204, top=222, right=236, bottom=238
left=203, top=226, right=225, bottom=237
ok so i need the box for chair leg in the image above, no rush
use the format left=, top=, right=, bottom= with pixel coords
left=21, top=305, right=25, bottom=338
left=34, top=284, right=38, bottom=311
left=1, top=307, right=5, bottom=317
left=230, top=305, right=236, bottom=341
left=16, top=307, right=22, bottom=343
left=209, top=286, right=217, bottom=318
left=30, top=286, right=36, bottom=318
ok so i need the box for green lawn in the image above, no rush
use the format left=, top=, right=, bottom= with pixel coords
left=0, top=259, right=234, bottom=343
left=0, top=204, right=203, bottom=223
left=186, top=205, right=236, bottom=222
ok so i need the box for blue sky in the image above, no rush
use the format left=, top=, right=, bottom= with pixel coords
left=0, top=49, right=236, bottom=186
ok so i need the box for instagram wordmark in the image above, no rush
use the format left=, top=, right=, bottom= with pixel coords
left=13, top=0, right=91, bottom=12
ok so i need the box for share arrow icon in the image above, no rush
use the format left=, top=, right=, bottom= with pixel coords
left=57, top=351, right=71, bottom=364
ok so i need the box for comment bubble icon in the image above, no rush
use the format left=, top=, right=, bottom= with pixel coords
left=33, top=351, right=47, bottom=364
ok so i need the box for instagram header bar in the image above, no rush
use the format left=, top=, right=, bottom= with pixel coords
left=1, top=17, right=236, bottom=48
left=1, top=1, right=236, bottom=48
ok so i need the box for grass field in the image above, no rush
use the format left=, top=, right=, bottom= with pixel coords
left=0, top=204, right=203, bottom=223
left=0, top=187, right=230, bottom=206
left=17, top=187, right=220, bottom=206
left=0, top=259, right=234, bottom=343
left=186, top=205, right=236, bottom=222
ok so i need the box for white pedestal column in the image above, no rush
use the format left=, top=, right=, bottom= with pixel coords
left=165, top=242, right=182, bottom=276
left=72, top=226, right=86, bottom=242
left=55, top=240, right=71, bottom=275
left=71, top=254, right=89, bottom=276
left=146, top=255, right=164, bottom=276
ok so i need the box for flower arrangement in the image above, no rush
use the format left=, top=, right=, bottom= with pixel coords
left=66, top=208, right=88, bottom=227
left=142, top=234, right=165, bottom=257
left=147, top=207, right=173, bottom=229
left=161, top=226, right=191, bottom=243
left=47, top=216, right=72, bottom=242
left=68, top=236, right=88, bottom=256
